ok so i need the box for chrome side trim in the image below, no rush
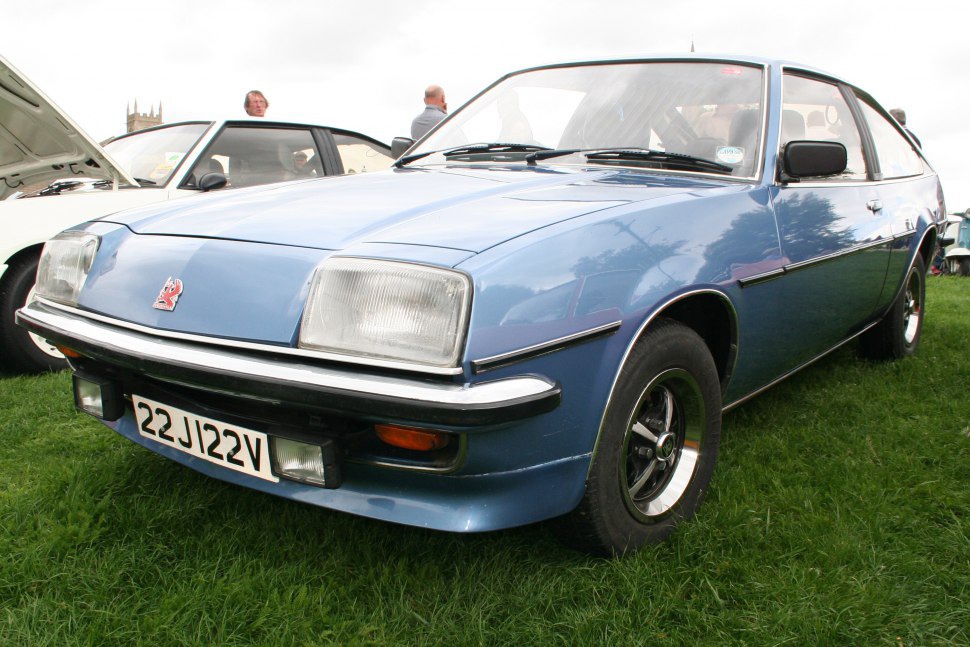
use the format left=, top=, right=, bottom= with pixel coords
left=17, top=301, right=560, bottom=426
left=33, top=297, right=463, bottom=376
left=471, top=321, right=622, bottom=374
left=739, top=237, right=893, bottom=287
left=736, top=268, right=785, bottom=287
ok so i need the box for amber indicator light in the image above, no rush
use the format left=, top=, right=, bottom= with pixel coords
left=56, top=345, right=83, bottom=358
left=375, top=424, right=449, bottom=451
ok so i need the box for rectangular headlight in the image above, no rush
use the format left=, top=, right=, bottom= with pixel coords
left=35, top=231, right=100, bottom=306
left=299, top=257, right=471, bottom=368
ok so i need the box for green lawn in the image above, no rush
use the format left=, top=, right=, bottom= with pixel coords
left=1, top=278, right=968, bottom=645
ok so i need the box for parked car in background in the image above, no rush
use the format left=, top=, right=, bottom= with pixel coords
left=939, top=211, right=970, bottom=275
left=0, top=54, right=392, bottom=373
left=18, top=56, right=944, bottom=556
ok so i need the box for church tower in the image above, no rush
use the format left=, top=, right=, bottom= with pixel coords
left=126, top=100, right=163, bottom=133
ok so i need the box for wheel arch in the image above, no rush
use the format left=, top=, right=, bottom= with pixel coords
left=586, top=289, right=737, bottom=476
left=657, top=291, right=738, bottom=394
left=2, top=243, right=44, bottom=284
left=917, top=224, right=937, bottom=269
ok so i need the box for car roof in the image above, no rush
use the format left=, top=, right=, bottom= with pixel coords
left=500, top=54, right=852, bottom=87
left=112, top=118, right=389, bottom=150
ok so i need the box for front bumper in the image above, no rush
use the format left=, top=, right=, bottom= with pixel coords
left=16, top=300, right=561, bottom=427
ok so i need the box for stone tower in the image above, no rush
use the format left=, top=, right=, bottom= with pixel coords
left=126, top=100, right=163, bottom=133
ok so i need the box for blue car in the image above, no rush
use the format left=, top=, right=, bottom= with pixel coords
left=18, top=57, right=944, bottom=556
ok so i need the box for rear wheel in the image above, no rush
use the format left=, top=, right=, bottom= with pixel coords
left=558, top=319, right=721, bottom=556
left=0, top=254, right=67, bottom=373
left=860, top=254, right=925, bottom=360
left=959, top=258, right=970, bottom=277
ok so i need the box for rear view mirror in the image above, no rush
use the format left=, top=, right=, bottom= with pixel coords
left=198, top=172, right=228, bottom=192
left=391, top=137, right=415, bottom=159
left=782, top=141, right=847, bottom=179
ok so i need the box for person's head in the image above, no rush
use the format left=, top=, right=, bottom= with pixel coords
left=245, top=90, right=269, bottom=117
left=424, top=85, right=447, bottom=112
left=889, top=108, right=907, bottom=126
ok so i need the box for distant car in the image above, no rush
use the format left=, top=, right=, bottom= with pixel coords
left=0, top=55, right=393, bottom=373
left=19, top=56, right=944, bottom=556
left=939, top=212, right=970, bottom=275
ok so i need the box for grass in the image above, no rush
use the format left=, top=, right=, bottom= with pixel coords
left=1, top=277, right=968, bottom=645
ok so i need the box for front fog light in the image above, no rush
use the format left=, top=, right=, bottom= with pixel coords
left=271, top=437, right=342, bottom=488
left=72, top=373, right=124, bottom=421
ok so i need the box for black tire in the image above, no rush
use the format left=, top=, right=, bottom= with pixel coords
left=0, top=254, right=68, bottom=373
left=859, top=254, right=925, bottom=361
left=959, top=258, right=970, bottom=277
left=557, top=319, right=721, bottom=557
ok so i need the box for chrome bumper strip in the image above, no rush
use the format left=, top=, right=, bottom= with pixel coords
left=17, top=302, right=560, bottom=426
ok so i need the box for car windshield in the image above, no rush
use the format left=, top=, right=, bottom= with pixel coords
left=103, top=123, right=210, bottom=186
left=411, top=61, right=766, bottom=178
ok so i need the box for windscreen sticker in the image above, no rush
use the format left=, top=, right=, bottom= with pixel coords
left=716, top=146, right=744, bottom=165
left=149, top=152, right=186, bottom=179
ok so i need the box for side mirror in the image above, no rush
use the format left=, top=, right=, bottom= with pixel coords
left=198, top=172, right=228, bottom=192
left=391, top=137, right=415, bottom=159
left=782, top=141, right=847, bottom=179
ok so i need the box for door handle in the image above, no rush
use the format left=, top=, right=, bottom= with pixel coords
left=867, top=199, right=883, bottom=213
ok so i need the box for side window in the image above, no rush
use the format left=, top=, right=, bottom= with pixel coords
left=856, top=99, right=924, bottom=179
left=186, top=127, right=321, bottom=189
left=332, top=133, right=394, bottom=174
left=781, top=74, right=867, bottom=180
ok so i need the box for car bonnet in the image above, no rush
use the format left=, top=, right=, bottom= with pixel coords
left=0, top=55, right=138, bottom=200
left=103, top=165, right=735, bottom=254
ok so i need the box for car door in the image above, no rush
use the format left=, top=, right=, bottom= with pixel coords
left=327, top=129, right=394, bottom=175
left=851, top=94, right=937, bottom=310
left=182, top=123, right=325, bottom=189
left=769, top=72, right=891, bottom=366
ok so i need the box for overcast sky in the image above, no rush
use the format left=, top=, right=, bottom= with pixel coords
left=6, top=0, right=969, bottom=209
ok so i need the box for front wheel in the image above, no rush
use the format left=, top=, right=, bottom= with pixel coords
left=859, top=254, right=925, bottom=361
left=0, top=254, right=68, bottom=373
left=557, top=319, right=721, bottom=556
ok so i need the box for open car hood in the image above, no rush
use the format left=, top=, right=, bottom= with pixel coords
left=0, top=55, right=138, bottom=200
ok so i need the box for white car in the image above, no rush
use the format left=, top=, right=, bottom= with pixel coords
left=0, top=55, right=393, bottom=372
left=939, top=212, right=969, bottom=275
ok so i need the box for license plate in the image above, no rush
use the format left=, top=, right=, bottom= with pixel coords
left=132, top=394, right=279, bottom=483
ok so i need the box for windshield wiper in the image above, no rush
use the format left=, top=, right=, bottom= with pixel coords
left=395, top=142, right=552, bottom=168
left=395, top=149, right=436, bottom=168
left=585, top=148, right=733, bottom=174
left=38, top=180, right=84, bottom=196
left=442, top=143, right=551, bottom=157
left=525, top=149, right=582, bottom=165
left=91, top=177, right=157, bottom=188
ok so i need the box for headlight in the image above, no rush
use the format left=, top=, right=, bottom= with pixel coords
left=299, top=257, right=471, bottom=368
left=35, top=232, right=100, bottom=306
